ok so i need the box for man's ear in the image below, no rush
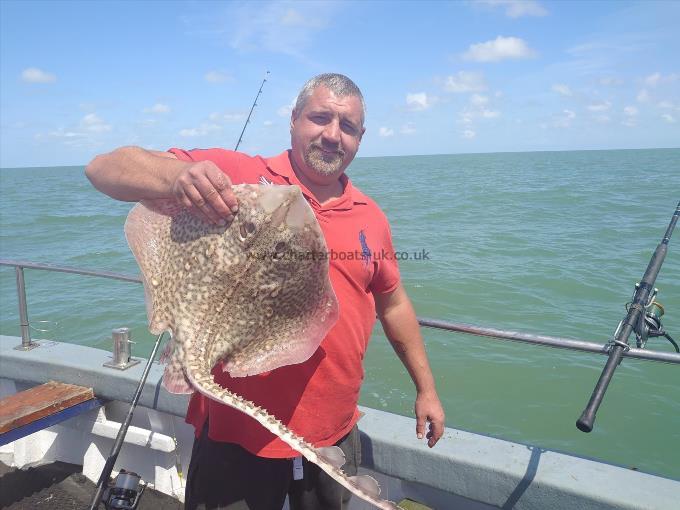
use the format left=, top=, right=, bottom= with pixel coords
left=290, top=110, right=296, bottom=133
left=358, top=126, right=366, bottom=143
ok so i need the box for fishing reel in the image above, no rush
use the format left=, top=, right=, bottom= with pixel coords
left=102, top=469, right=146, bottom=510
left=629, top=286, right=679, bottom=352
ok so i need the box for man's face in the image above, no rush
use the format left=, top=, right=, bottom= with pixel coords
left=290, top=86, right=365, bottom=184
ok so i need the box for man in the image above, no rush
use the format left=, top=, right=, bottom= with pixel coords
left=86, top=73, right=445, bottom=509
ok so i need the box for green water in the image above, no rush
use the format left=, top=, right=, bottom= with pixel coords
left=1, top=149, right=679, bottom=480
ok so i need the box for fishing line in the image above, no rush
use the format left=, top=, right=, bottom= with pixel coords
left=28, top=319, right=61, bottom=334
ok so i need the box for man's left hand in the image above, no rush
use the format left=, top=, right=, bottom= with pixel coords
left=415, top=391, right=445, bottom=448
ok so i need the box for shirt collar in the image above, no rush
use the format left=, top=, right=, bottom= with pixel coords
left=264, top=150, right=367, bottom=210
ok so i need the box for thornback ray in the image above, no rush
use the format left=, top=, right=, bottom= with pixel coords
left=124, top=184, right=403, bottom=510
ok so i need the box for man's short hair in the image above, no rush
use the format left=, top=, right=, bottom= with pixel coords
left=293, top=73, right=365, bottom=125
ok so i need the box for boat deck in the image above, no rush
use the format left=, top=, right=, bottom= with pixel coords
left=0, top=460, right=181, bottom=509
left=2, top=335, right=679, bottom=510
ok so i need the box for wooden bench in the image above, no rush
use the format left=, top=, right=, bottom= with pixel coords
left=0, top=381, right=103, bottom=446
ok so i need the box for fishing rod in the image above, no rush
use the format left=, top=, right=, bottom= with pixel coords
left=576, top=201, right=680, bottom=433
left=235, top=71, right=270, bottom=151
left=89, top=332, right=166, bottom=510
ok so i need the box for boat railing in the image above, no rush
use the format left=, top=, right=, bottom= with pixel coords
left=2, top=258, right=679, bottom=364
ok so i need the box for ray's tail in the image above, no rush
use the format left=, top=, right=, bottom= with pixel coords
left=185, top=367, right=402, bottom=510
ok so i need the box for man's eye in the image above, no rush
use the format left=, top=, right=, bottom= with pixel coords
left=342, top=123, right=357, bottom=135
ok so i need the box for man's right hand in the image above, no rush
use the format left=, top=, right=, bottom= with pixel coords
left=172, top=160, right=239, bottom=225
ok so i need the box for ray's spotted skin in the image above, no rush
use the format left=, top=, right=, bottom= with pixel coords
left=124, top=184, right=403, bottom=510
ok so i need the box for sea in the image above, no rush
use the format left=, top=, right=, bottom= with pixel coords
left=1, top=148, right=679, bottom=481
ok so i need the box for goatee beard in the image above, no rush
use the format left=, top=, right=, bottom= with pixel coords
left=304, top=144, right=345, bottom=176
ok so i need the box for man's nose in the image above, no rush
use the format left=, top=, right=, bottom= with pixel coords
left=322, top=120, right=341, bottom=144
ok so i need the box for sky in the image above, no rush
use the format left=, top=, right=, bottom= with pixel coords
left=1, top=0, right=679, bottom=168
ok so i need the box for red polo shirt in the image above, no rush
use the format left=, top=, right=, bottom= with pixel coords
left=168, top=148, right=400, bottom=458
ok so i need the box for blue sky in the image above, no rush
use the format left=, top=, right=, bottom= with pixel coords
left=1, top=0, right=679, bottom=167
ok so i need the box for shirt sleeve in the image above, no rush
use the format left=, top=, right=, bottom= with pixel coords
left=167, top=147, right=246, bottom=183
left=369, top=217, right=401, bottom=295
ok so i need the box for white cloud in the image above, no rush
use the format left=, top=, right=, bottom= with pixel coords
left=644, top=72, right=662, bottom=87
left=21, top=67, right=56, bottom=83
left=643, top=72, right=678, bottom=87
left=662, top=113, right=676, bottom=123
left=599, top=76, right=624, bottom=86
left=205, top=70, right=233, bottom=83
left=37, top=113, right=111, bottom=148
left=552, top=84, right=572, bottom=96
left=263, top=120, right=274, bottom=126
left=587, top=101, right=612, bottom=112
left=228, top=2, right=334, bottom=58
left=179, top=123, right=222, bottom=137
left=406, top=92, right=434, bottom=111
left=45, top=129, right=84, bottom=139
left=281, top=8, right=310, bottom=26
left=620, top=111, right=635, bottom=126
left=462, top=129, right=476, bottom=139
left=462, top=36, right=536, bottom=62
left=400, top=123, right=416, bottom=135
left=637, top=89, right=650, bottom=103
left=378, top=127, right=394, bottom=137
left=470, top=94, right=489, bottom=106
left=278, top=97, right=296, bottom=117
left=459, top=111, right=474, bottom=124
left=80, top=113, right=111, bottom=133
left=38, top=128, right=89, bottom=148
left=473, top=0, right=547, bottom=18
left=137, top=119, right=158, bottom=127
left=143, top=103, right=170, bottom=114
left=657, top=100, right=675, bottom=109
left=458, top=109, right=499, bottom=123
left=594, top=114, right=610, bottom=124
left=459, top=94, right=501, bottom=124
left=209, top=112, right=246, bottom=122
left=444, top=71, right=487, bottom=93
left=552, top=109, right=575, bottom=128
left=278, top=106, right=293, bottom=117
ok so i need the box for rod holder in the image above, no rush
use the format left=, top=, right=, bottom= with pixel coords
left=103, top=327, right=140, bottom=370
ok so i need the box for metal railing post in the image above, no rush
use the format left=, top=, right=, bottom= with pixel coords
left=14, top=266, right=37, bottom=350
